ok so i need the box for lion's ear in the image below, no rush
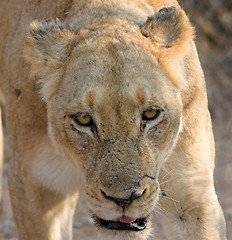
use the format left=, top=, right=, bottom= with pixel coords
left=25, top=19, right=76, bottom=62
left=141, top=7, right=194, bottom=89
left=141, top=7, right=194, bottom=57
left=24, top=19, right=76, bottom=101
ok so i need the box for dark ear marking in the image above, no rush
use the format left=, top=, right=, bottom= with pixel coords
left=30, top=19, right=63, bottom=40
left=146, top=7, right=177, bottom=24
left=29, top=18, right=71, bottom=41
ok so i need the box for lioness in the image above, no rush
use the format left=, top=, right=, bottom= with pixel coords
left=0, top=0, right=227, bottom=239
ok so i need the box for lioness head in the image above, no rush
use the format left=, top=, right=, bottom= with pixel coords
left=24, top=5, right=193, bottom=240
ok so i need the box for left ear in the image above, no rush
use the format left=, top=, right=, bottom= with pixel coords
left=24, top=19, right=77, bottom=101
left=141, top=6, right=194, bottom=57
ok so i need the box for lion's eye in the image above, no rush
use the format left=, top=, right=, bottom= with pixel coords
left=142, top=108, right=161, bottom=121
left=71, top=113, right=93, bottom=127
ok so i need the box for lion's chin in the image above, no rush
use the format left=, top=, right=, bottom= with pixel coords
left=93, top=215, right=153, bottom=240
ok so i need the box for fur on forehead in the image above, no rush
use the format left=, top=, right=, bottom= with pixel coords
left=24, top=4, right=194, bottom=101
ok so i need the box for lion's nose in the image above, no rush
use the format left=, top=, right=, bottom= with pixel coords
left=100, top=189, right=146, bottom=207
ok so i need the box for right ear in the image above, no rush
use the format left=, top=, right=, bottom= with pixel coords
left=141, top=7, right=194, bottom=89
left=141, top=7, right=194, bottom=57
left=24, top=19, right=77, bottom=101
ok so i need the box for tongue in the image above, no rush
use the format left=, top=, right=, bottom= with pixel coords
left=118, top=216, right=136, bottom=223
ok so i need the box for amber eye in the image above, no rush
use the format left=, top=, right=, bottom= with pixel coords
left=142, top=108, right=161, bottom=121
left=71, top=113, right=93, bottom=127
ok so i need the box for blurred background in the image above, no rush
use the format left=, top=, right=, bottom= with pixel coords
left=0, top=0, right=231, bottom=239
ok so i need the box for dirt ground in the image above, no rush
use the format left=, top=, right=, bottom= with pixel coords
left=1, top=0, right=232, bottom=239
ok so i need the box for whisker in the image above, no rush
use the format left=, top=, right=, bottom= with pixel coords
left=159, top=176, right=179, bottom=186
left=173, top=200, right=180, bottom=216
left=159, top=169, right=175, bottom=180
left=162, top=192, right=179, bottom=203
left=155, top=202, right=174, bottom=217
left=153, top=207, right=166, bottom=217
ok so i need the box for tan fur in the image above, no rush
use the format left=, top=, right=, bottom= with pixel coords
left=0, top=0, right=226, bottom=239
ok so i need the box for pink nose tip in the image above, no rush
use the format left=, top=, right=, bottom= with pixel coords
left=113, top=216, right=136, bottom=223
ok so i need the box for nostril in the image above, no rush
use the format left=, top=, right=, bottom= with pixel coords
left=100, top=189, right=108, bottom=198
left=131, top=188, right=147, bottom=202
left=130, top=189, right=146, bottom=202
left=142, top=188, right=147, bottom=196
left=100, top=189, right=146, bottom=207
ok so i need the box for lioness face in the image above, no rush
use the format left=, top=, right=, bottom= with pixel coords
left=45, top=29, right=183, bottom=239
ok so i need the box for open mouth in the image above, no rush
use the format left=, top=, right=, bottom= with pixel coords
left=93, top=216, right=147, bottom=231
